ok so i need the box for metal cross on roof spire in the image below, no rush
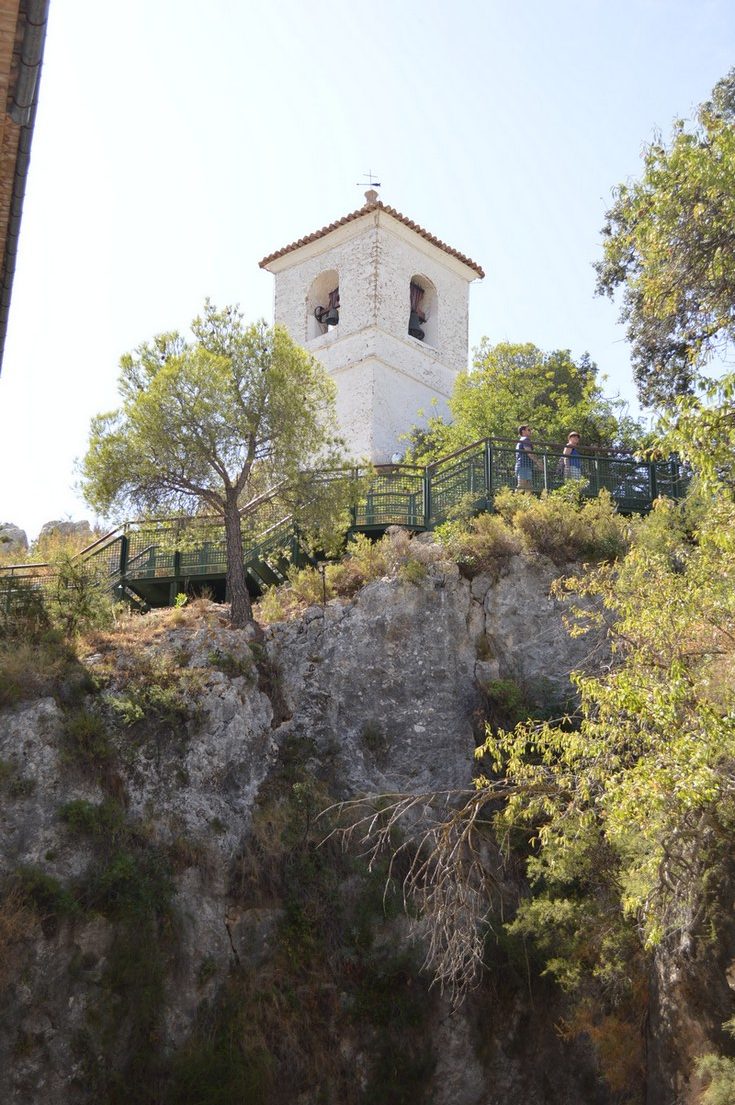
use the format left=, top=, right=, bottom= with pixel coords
left=356, top=169, right=381, bottom=189
left=356, top=170, right=381, bottom=204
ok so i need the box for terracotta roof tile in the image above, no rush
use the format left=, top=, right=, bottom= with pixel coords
left=258, top=200, right=485, bottom=278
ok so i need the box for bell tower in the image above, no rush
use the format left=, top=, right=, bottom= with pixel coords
left=259, top=193, right=484, bottom=462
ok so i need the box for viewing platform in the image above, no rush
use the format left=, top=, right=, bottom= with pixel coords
left=0, top=438, right=687, bottom=612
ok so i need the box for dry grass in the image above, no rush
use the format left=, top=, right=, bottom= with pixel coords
left=31, top=528, right=99, bottom=562
left=255, top=528, right=452, bottom=625
left=0, top=884, right=34, bottom=987
left=0, top=636, right=80, bottom=708
left=80, top=600, right=220, bottom=683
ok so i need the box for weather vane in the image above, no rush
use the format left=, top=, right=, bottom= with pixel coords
left=356, top=169, right=381, bottom=190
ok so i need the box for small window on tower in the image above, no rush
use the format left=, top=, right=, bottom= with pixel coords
left=408, top=276, right=437, bottom=347
left=409, top=282, right=426, bottom=340
left=307, top=270, right=340, bottom=341
left=315, top=287, right=340, bottom=331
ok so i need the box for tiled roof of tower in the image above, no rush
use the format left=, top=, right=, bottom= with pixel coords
left=258, top=199, right=485, bottom=278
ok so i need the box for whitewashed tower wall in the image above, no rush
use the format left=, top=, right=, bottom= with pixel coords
left=260, top=198, right=483, bottom=462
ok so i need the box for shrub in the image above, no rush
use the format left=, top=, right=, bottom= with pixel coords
left=207, top=649, right=253, bottom=679
left=0, top=629, right=84, bottom=709
left=0, top=883, right=33, bottom=985
left=256, top=529, right=447, bottom=624
left=61, top=708, right=114, bottom=767
left=12, top=866, right=78, bottom=925
left=436, top=512, right=521, bottom=578
left=494, top=485, right=629, bottom=566
left=48, top=553, right=118, bottom=638
left=165, top=975, right=274, bottom=1105
left=481, top=678, right=530, bottom=728
left=0, top=578, right=49, bottom=641
left=697, top=1054, right=735, bottom=1105
left=397, top=558, right=427, bottom=584
left=60, top=798, right=126, bottom=843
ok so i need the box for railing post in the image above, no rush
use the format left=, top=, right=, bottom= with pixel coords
left=591, top=458, right=600, bottom=497
left=169, top=550, right=181, bottom=605
left=483, top=440, right=493, bottom=510
left=542, top=452, right=549, bottom=494
left=670, top=456, right=680, bottom=500
left=424, top=467, right=432, bottom=529
left=119, top=534, right=128, bottom=580
left=350, top=466, right=358, bottom=528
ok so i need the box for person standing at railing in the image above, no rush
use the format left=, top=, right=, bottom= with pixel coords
left=562, top=431, right=583, bottom=479
left=515, top=425, right=544, bottom=491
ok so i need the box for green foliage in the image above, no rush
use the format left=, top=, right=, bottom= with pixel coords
left=448, top=417, right=735, bottom=1088
left=661, top=371, right=735, bottom=498
left=0, top=610, right=93, bottom=709
left=0, top=577, right=49, bottom=642
left=397, top=557, right=427, bottom=584
left=406, top=342, right=640, bottom=462
left=103, top=650, right=200, bottom=752
left=255, top=529, right=435, bottom=623
left=437, top=486, right=630, bottom=575
left=12, top=866, right=79, bottom=926
left=696, top=1019, right=735, bottom=1105
left=351, top=950, right=436, bottom=1104
left=258, top=490, right=631, bottom=623
left=1, top=556, right=117, bottom=645
left=207, top=648, right=253, bottom=679
left=595, top=69, right=735, bottom=405
left=173, top=592, right=188, bottom=608
left=66, top=802, right=179, bottom=1104
left=435, top=510, right=522, bottom=578
left=48, top=552, right=117, bottom=637
left=165, top=978, right=274, bottom=1105
left=82, top=846, right=175, bottom=924
left=361, top=719, right=389, bottom=760
left=81, top=301, right=346, bottom=626
left=475, top=487, right=735, bottom=1000
left=60, top=798, right=126, bottom=843
left=493, top=485, right=631, bottom=565
left=110, top=682, right=193, bottom=736
left=696, top=1055, right=735, bottom=1105
left=61, top=707, right=115, bottom=768
left=481, top=679, right=531, bottom=729
left=217, top=762, right=434, bottom=1103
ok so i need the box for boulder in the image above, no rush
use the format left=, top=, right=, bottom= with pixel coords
left=0, top=522, right=28, bottom=557
left=36, top=520, right=94, bottom=548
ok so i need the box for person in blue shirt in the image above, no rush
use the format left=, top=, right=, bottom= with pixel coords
left=515, top=424, right=542, bottom=491
left=562, top=431, right=583, bottom=479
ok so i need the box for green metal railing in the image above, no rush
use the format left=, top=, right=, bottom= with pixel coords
left=0, top=439, right=689, bottom=613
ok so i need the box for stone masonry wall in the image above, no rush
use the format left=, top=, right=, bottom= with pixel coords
left=269, top=208, right=476, bottom=460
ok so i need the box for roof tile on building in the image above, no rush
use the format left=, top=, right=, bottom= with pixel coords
left=258, top=199, right=485, bottom=278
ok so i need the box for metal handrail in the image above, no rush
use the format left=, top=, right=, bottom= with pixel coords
left=0, top=439, right=687, bottom=610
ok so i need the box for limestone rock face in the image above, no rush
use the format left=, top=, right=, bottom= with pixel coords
left=268, top=563, right=483, bottom=796
left=482, top=555, right=606, bottom=706
left=0, top=522, right=28, bottom=555
left=0, top=558, right=685, bottom=1105
left=36, top=519, right=94, bottom=547
left=647, top=898, right=735, bottom=1105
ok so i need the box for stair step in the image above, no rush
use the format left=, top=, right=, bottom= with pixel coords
left=248, top=558, right=284, bottom=588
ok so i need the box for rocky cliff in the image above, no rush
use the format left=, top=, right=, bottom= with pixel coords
left=0, top=548, right=725, bottom=1104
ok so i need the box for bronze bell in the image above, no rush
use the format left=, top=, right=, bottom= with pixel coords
left=408, top=310, right=425, bottom=340
left=315, top=305, right=339, bottom=328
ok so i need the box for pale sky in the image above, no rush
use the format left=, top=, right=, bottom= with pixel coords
left=0, top=0, right=733, bottom=542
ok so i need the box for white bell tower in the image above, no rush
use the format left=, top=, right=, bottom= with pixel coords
left=259, top=192, right=484, bottom=462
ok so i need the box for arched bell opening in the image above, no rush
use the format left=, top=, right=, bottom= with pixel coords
left=408, top=275, right=437, bottom=347
left=307, top=269, right=340, bottom=341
